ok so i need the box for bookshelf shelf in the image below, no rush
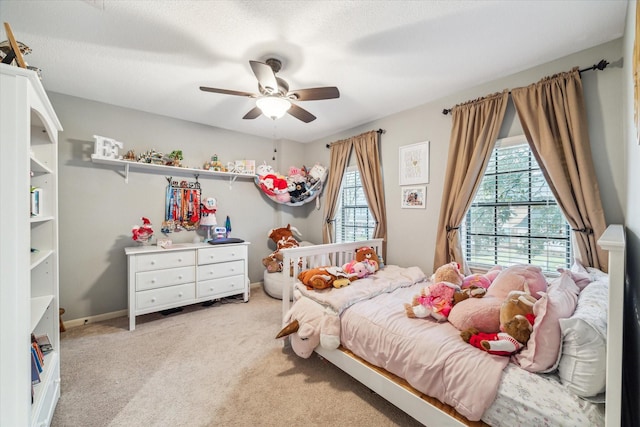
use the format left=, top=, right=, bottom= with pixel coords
left=1, top=63, right=62, bottom=427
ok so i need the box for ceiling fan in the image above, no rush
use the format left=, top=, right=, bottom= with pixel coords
left=199, top=58, right=339, bottom=123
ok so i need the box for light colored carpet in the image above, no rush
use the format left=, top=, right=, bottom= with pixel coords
left=51, top=284, right=422, bottom=427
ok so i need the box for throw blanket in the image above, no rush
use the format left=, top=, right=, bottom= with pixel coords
left=295, top=265, right=426, bottom=315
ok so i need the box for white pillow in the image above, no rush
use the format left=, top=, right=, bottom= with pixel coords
left=557, top=278, right=608, bottom=397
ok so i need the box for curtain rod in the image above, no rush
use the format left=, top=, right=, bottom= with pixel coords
left=325, top=128, right=386, bottom=148
left=441, top=59, right=610, bottom=115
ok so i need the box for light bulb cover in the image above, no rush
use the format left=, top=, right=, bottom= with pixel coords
left=256, top=96, right=291, bottom=120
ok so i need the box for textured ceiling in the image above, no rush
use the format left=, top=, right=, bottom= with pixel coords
left=0, top=1, right=628, bottom=142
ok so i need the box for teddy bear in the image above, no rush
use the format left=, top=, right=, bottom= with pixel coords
left=404, top=262, right=464, bottom=321
left=448, top=264, right=547, bottom=333
left=262, top=225, right=301, bottom=273
left=460, top=288, right=536, bottom=356
left=275, top=290, right=340, bottom=358
left=297, top=266, right=357, bottom=290
left=342, top=246, right=380, bottom=279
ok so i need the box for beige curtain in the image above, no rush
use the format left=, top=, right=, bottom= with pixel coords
left=322, top=139, right=352, bottom=243
left=433, top=91, right=509, bottom=273
left=511, top=68, right=608, bottom=271
left=353, top=131, right=388, bottom=260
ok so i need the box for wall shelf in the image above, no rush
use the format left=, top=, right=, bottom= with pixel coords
left=91, top=157, right=257, bottom=184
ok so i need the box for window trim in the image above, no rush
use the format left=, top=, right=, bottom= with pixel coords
left=335, top=166, right=375, bottom=243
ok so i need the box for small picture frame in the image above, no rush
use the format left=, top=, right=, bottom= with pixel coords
left=401, top=186, right=426, bottom=209
left=399, top=141, right=429, bottom=185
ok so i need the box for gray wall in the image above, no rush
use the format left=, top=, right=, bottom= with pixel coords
left=305, top=39, right=625, bottom=275
left=53, top=95, right=309, bottom=320
left=622, top=1, right=639, bottom=424
left=54, top=38, right=626, bottom=326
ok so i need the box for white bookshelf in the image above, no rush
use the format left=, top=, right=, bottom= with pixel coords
left=0, top=63, right=63, bottom=427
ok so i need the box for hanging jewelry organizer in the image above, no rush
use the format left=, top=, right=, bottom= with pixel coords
left=162, top=176, right=201, bottom=233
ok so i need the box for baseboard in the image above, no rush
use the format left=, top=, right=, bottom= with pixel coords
left=65, top=309, right=128, bottom=329
left=64, top=281, right=264, bottom=328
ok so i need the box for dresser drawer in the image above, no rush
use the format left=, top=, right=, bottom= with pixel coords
left=136, top=250, right=195, bottom=272
left=136, top=266, right=195, bottom=291
left=198, top=246, right=246, bottom=265
left=136, top=283, right=195, bottom=310
left=197, top=275, right=245, bottom=298
left=198, top=260, right=244, bottom=281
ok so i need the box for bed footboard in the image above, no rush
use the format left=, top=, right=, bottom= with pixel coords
left=279, top=239, right=384, bottom=321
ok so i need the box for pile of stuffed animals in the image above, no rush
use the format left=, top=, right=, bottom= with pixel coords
left=405, top=262, right=548, bottom=357
left=296, top=247, right=380, bottom=290
left=262, top=224, right=302, bottom=274
left=256, top=162, right=327, bottom=205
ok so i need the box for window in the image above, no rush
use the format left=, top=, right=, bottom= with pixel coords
left=335, top=166, right=376, bottom=243
left=461, top=136, right=572, bottom=273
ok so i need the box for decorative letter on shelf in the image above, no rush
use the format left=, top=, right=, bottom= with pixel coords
left=92, top=135, right=123, bottom=160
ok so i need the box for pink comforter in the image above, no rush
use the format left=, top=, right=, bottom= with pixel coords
left=340, top=283, right=509, bottom=421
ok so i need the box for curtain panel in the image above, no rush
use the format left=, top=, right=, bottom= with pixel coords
left=322, top=139, right=352, bottom=244
left=511, top=68, right=608, bottom=271
left=433, top=91, right=509, bottom=273
left=322, top=131, right=388, bottom=260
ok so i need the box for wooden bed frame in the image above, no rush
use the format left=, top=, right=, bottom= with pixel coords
left=280, top=225, right=625, bottom=427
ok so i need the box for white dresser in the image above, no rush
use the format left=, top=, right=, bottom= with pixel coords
left=125, top=242, right=250, bottom=330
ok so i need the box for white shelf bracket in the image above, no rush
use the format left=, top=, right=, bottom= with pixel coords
left=125, top=162, right=130, bottom=184
left=228, top=175, right=238, bottom=189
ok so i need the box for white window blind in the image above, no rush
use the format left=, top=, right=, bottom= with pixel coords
left=461, top=136, right=572, bottom=273
left=335, top=166, right=375, bottom=243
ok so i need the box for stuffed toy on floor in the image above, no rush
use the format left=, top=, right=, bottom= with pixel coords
left=276, top=290, right=340, bottom=358
left=262, top=224, right=301, bottom=273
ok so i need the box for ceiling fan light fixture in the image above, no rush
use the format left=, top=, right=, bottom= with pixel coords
left=256, top=96, right=291, bottom=120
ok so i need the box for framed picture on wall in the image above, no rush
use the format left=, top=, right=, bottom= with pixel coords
left=401, top=186, right=426, bottom=209
left=399, top=141, right=429, bottom=185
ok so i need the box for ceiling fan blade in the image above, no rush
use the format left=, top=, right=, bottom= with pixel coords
left=289, top=86, right=340, bottom=101
left=287, top=103, right=316, bottom=123
left=242, top=106, right=262, bottom=120
left=200, top=86, right=257, bottom=97
left=249, top=60, right=278, bottom=94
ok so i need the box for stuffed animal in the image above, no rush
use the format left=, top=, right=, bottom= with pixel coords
left=342, top=246, right=380, bottom=278
left=405, top=262, right=464, bottom=321
left=460, top=289, right=536, bottom=356
left=275, top=290, right=340, bottom=358
left=448, top=264, right=547, bottom=333
left=297, top=266, right=357, bottom=290
left=453, top=266, right=503, bottom=305
left=262, top=224, right=301, bottom=273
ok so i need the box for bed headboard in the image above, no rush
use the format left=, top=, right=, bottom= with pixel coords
left=280, top=238, right=384, bottom=320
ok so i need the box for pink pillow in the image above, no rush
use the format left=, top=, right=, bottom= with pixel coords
left=557, top=259, right=592, bottom=290
left=514, top=271, right=579, bottom=372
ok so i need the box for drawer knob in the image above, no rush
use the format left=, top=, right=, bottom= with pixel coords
left=151, top=297, right=156, bottom=302
left=178, top=275, right=183, bottom=279
left=151, top=279, right=156, bottom=283
left=178, top=258, right=183, bottom=262
left=151, top=261, right=156, bottom=265
left=209, top=287, right=214, bottom=291
left=178, top=292, right=183, bottom=297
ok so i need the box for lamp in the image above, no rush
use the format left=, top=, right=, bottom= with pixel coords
left=256, top=96, right=291, bottom=120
